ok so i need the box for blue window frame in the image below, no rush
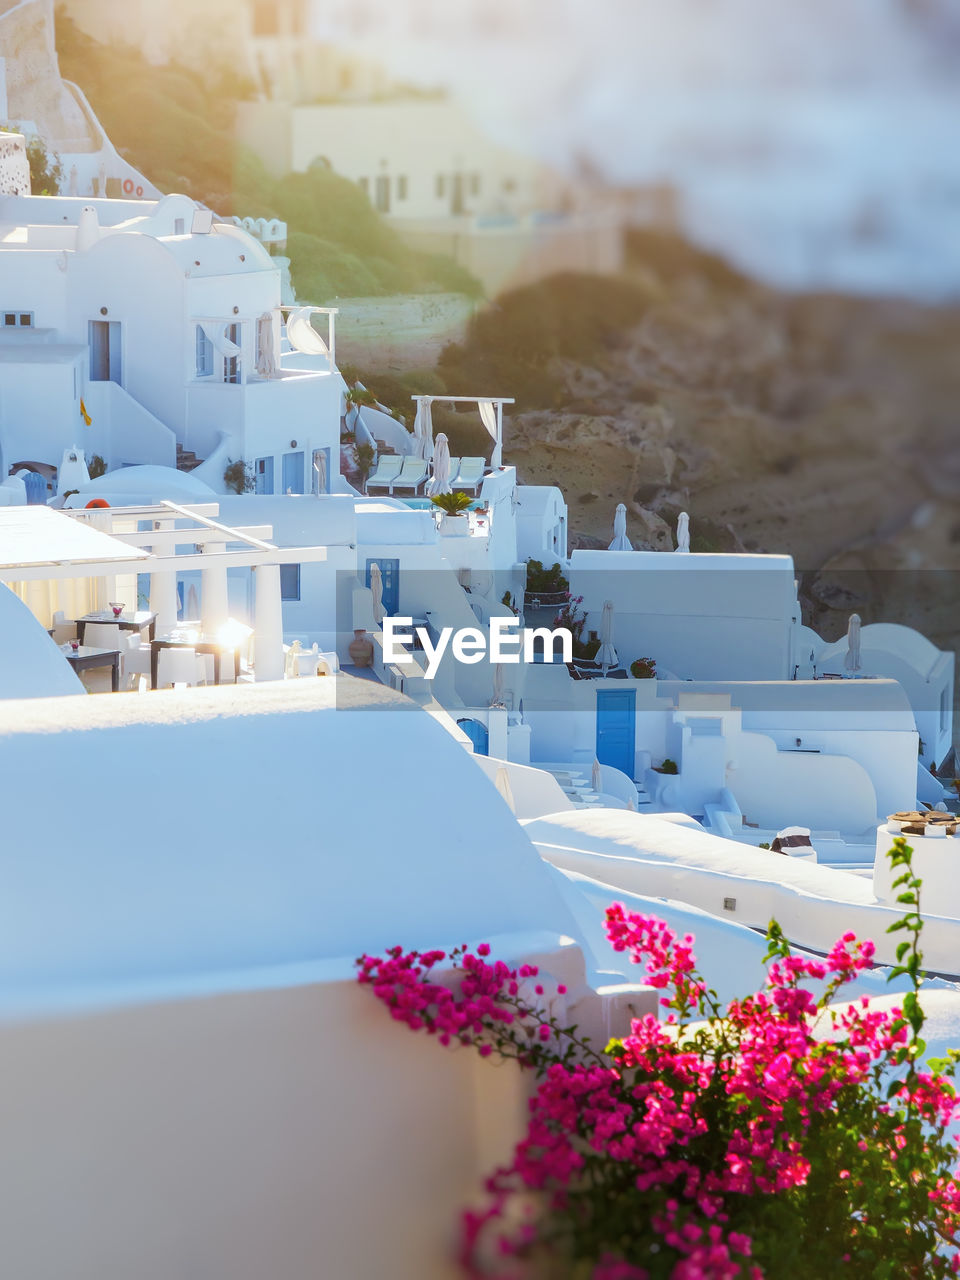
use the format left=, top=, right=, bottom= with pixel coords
left=195, top=325, right=213, bottom=377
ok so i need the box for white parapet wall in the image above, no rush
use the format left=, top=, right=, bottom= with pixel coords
left=0, top=679, right=660, bottom=1278
left=873, top=818, right=959, bottom=911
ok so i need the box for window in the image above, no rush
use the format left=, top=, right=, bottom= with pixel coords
left=174, top=217, right=185, bottom=235
left=223, top=322, right=241, bottom=384
left=435, top=173, right=446, bottom=198
left=469, top=173, right=481, bottom=196
left=3, top=311, right=33, bottom=327
left=374, top=174, right=391, bottom=214
left=195, top=325, right=214, bottom=378
left=280, top=563, right=300, bottom=602
left=397, top=174, right=408, bottom=200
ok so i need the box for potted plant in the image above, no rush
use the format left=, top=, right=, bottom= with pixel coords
left=430, top=490, right=472, bottom=536
left=353, top=442, right=375, bottom=487
left=654, top=757, right=679, bottom=774
left=630, top=656, right=657, bottom=679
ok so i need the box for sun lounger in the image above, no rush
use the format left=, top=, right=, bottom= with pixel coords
left=364, top=455, right=403, bottom=493
left=390, top=457, right=429, bottom=494
left=449, top=457, right=485, bottom=494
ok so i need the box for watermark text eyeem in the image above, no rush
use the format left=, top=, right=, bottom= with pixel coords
left=383, top=616, right=572, bottom=679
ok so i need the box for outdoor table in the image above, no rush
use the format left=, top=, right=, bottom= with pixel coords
left=61, top=644, right=121, bottom=693
left=150, top=634, right=241, bottom=690
left=76, top=610, right=158, bottom=644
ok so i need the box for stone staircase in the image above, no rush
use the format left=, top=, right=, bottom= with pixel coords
left=176, top=444, right=202, bottom=472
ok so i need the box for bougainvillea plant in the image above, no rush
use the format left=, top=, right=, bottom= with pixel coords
left=357, top=838, right=960, bottom=1279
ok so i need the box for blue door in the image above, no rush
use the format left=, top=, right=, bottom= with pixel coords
left=282, top=450, right=304, bottom=494
left=255, top=456, right=274, bottom=494
left=23, top=470, right=47, bottom=504
left=365, top=558, right=399, bottom=616
left=458, top=718, right=489, bottom=755
left=596, top=689, right=636, bottom=778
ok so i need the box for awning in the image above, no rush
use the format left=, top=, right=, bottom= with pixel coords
left=0, top=507, right=150, bottom=571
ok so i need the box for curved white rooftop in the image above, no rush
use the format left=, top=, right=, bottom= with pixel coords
left=0, top=586, right=84, bottom=700
left=0, top=193, right=274, bottom=275
left=66, top=465, right=218, bottom=506
left=527, top=809, right=960, bottom=976
left=526, top=810, right=876, bottom=904
left=0, top=680, right=580, bottom=1007
left=818, top=622, right=946, bottom=674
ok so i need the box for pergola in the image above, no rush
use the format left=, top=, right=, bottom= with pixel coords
left=410, top=395, right=515, bottom=469
left=0, top=502, right=328, bottom=682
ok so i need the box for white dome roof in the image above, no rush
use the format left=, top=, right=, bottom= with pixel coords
left=69, top=466, right=217, bottom=505
left=0, top=679, right=580, bottom=1005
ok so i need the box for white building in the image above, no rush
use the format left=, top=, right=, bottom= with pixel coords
left=0, top=184, right=342, bottom=501
left=0, top=184, right=953, bottom=858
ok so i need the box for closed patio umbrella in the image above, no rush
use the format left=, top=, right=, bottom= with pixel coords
left=491, top=661, right=504, bottom=707
left=413, top=398, right=434, bottom=462
left=597, top=599, right=618, bottom=671
left=369, top=561, right=384, bottom=626
left=844, top=612, right=862, bottom=674
left=426, top=432, right=452, bottom=497
left=592, top=758, right=602, bottom=792
left=495, top=765, right=516, bottom=813
left=676, top=511, right=691, bottom=553
left=608, top=503, right=632, bottom=551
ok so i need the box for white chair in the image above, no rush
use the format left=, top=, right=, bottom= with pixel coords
left=156, top=647, right=209, bottom=689
left=121, top=633, right=152, bottom=692
left=389, top=457, right=429, bottom=494
left=364, top=455, right=403, bottom=493
left=51, top=611, right=77, bottom=645
left=84, top=622, right=121, bottom=649
left=449, top=457, right=485, bottom=493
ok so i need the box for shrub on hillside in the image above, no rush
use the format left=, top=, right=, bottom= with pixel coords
left=286, top=231, right=384, bottom=301
left=439, top=273, right=654, bottom=409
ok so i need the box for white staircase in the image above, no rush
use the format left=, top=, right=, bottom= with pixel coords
left=542, top=767, right=603, bottom=809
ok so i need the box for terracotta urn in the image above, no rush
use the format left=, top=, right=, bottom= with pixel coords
left=348, top=628, right=374, bottom=667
